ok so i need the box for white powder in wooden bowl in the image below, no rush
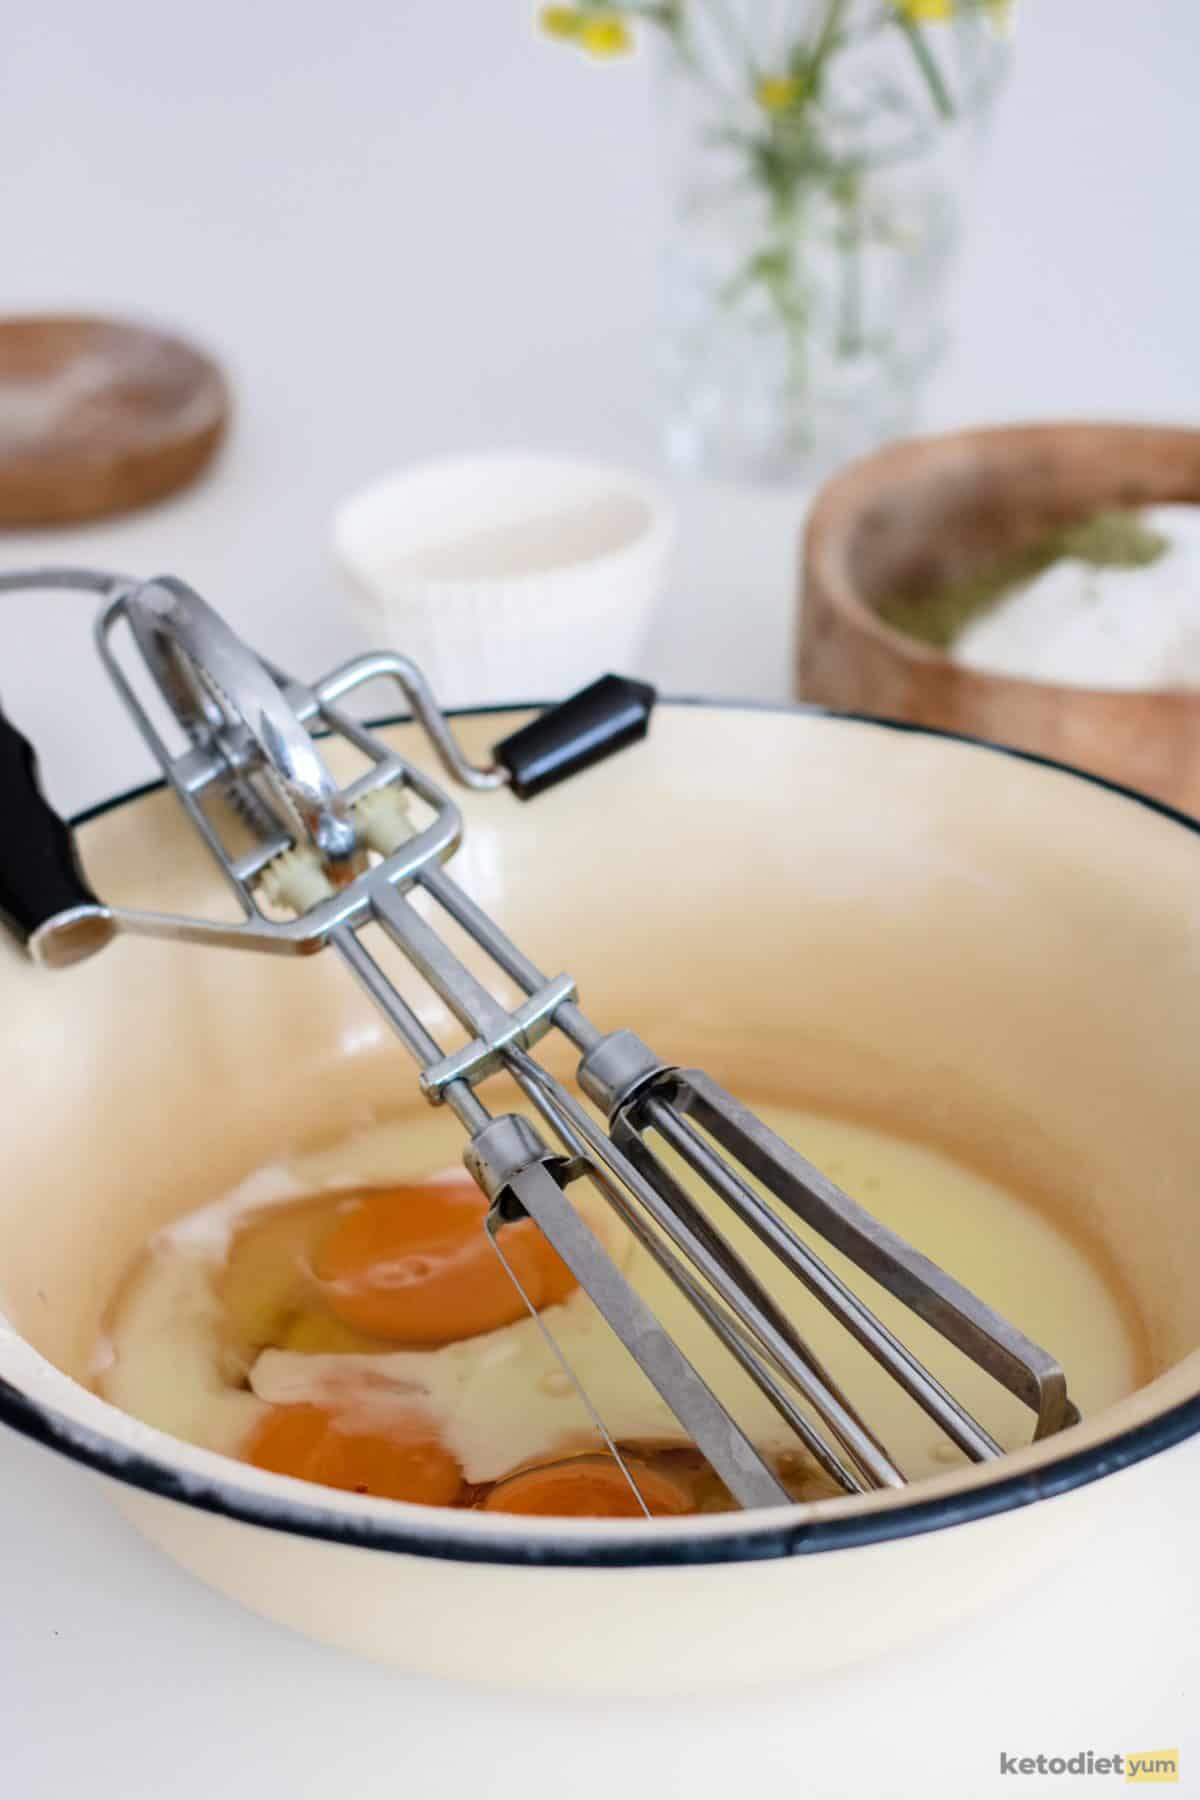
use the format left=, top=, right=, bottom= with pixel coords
left=955, top=505, right=1200, bottom=690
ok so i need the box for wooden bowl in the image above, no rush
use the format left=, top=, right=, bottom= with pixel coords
left=798, top=423, right=1200, bottom=816
left=0, top=315, right=229, bottom=526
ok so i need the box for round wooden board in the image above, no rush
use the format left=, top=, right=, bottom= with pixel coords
left=0, top=315, right=230, bottom=527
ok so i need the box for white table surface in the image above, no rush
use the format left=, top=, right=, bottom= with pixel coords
left=3, top=1, right=1199, bottom=1792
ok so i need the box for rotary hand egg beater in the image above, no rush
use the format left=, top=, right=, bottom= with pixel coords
left=0, top=567, right=1077, bottom=1512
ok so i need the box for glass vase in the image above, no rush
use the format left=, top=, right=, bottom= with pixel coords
left=660, top=2, right=1011, bottom=484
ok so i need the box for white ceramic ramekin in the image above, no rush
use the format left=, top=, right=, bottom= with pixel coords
left=331, top=452, right=675, bottom=707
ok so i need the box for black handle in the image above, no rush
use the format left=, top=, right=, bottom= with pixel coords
left=0, top=697, right=101, bottom=948
left=492, top=674, right=657, bottom=801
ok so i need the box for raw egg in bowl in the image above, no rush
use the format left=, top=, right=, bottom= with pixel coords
left=1, top=701, right=1199, bottom=1696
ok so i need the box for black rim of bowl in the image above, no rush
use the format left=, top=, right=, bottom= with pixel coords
left=3, top=697, right=1199, bottom=1570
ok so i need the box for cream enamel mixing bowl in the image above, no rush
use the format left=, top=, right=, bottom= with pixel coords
left=2, top=701, right=1200, bottom=1696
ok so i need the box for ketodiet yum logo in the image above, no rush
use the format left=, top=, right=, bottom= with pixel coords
left=999, top=1750, right=1179, bottom=1783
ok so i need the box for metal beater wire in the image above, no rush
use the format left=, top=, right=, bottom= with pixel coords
left=482, top=1211, right=653, bottom=1519
left=503, top=1050, right=865, bottom=1494
left=641, top=1100, right=1004, bottom=1462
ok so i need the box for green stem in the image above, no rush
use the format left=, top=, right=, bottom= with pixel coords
left=836, top=207, right=865, bottom=356
left=811, top=0, right=850, bottom=72
left=894, top=17, right=955, bottom=119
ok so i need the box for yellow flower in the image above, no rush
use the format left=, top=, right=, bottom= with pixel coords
left=755, top=74, right=801, bottom=113
left=578, top=14, right=634, bottom=57
left=538, top=5, right=582, bottom=39
left=894, top=0, right=954, bottom=20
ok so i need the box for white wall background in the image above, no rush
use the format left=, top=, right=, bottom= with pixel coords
left=3, top=0, right=1199, bottom=808
left=6, top=0, right=1198, bottom=445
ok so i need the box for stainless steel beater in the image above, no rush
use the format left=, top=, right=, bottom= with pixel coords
left=0, top=568, right=1078, bottom=1512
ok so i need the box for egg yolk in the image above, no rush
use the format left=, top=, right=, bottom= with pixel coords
left=480, top=1454, right=694, bottom=1518
left=312, top=1176, right=577, bottom=1345
left=247, top=1403, right=463, bottom=1506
